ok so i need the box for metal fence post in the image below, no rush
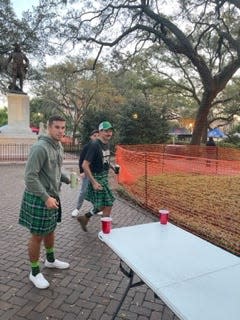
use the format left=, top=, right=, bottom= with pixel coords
left=144, top=152, right=148, bottom=206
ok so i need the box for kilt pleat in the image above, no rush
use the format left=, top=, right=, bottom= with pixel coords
left=19, top=191, right=59, bottom=235
left=85, top=172, right=115, bottom=208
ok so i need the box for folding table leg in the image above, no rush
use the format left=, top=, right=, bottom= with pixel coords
left=111, top=261, right=144, bottom=320
left=111, top=269, right=134, bottom=320
left=154, top=293, right=177, bottom=319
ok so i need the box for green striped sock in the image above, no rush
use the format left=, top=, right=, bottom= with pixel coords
left=46, top=247, right=55, bottom=263
left=31, top=261, right=40, bottom=276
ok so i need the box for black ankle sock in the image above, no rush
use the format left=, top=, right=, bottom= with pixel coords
left=31, top=261, right=40, bottom=276
left=46, top=247, right=55, bottom=262
left=85, top=212, right=92, bottom=218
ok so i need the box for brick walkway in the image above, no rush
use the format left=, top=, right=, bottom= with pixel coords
left=0, top=163, right=179, bottom=320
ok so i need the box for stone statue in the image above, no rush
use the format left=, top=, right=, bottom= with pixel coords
left=6, top=43, right=29, bottom=93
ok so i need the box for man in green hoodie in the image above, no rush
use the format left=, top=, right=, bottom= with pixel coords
left=19, top=115, right=71, bottom=289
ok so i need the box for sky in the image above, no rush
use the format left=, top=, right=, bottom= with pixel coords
left=10, top=0, right=40, bottom=18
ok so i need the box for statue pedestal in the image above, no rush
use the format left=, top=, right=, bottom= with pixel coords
left=0, top=93, right=37, bottom=145
left=1, top=93, right=33, bottom=135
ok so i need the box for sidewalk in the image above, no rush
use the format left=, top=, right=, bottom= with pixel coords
left=0, top=163, right=178, bottom=320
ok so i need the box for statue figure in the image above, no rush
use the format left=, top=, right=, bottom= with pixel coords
left=6, top=43, right=29, bottom=93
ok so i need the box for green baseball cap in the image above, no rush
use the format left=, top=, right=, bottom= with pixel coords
left=98, top=121, right=113, bottom=131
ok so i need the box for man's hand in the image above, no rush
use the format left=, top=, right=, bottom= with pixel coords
left=45, top=197, right=59, bottom=209
left=92, top=181, right=103, bottom=191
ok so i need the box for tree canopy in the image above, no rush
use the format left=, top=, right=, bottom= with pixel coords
left=2, top=0, right=240, bottom=145
left=30, top=0, right=240, bottom=144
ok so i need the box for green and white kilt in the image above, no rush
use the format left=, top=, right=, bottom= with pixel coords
left=19, top=190, right=61, bottom=236
left=85, top=171, right=115, bottom=209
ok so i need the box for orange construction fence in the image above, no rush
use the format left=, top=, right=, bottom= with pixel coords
left=115, top=144, right=240, bottom=256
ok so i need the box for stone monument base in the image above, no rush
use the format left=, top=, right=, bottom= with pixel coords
left=0, top=135, right=37, bottom=144
left=0, top=93, right=37, bottom=160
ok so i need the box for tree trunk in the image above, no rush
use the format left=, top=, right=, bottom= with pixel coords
left=191, top=93, right=214, bottom=145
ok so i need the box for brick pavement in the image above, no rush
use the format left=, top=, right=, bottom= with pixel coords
left=0, top=163, right=179, bottom=320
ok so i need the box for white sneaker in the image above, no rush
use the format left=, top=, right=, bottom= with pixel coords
left=45, top=259, right=70, bottom=269
left=71, top=208, right=79, bottom=217
left=97, top=211, right=103, bottom=216
left=29, top=272, right=49, bottom=289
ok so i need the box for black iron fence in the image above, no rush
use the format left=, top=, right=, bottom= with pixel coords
left=0, top=143, right=81, bottom=162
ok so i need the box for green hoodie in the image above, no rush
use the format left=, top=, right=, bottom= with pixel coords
left=24, top=135, right=69, bottom=202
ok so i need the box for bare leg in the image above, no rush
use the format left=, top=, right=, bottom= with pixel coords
left=43, top=232, right=54, bottom=249
left=28, top=234, right=50, bottom=289
left=102, top=206, right=112, bottom=217
left=28, top=234, right=43, bottom=262
left=43, top=232, right=69, bottom=269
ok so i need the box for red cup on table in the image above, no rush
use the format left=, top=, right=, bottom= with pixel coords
left=101, top=217, right=112, bottom=234
left=159, top=209, right=169, bottom=225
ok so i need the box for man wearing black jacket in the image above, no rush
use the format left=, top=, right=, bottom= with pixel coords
left=71, top=129, right=99, bottom=217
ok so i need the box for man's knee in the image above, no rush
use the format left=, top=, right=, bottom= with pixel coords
left=30, top=234, right=43, bottom=244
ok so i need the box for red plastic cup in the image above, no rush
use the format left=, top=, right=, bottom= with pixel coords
left=101, top=217, right=112, bottom=234
left=159, top=209, right=169, bottom=225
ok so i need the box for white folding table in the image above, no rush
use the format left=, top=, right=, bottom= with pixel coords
left=98, top=222, right=240, bottom=320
